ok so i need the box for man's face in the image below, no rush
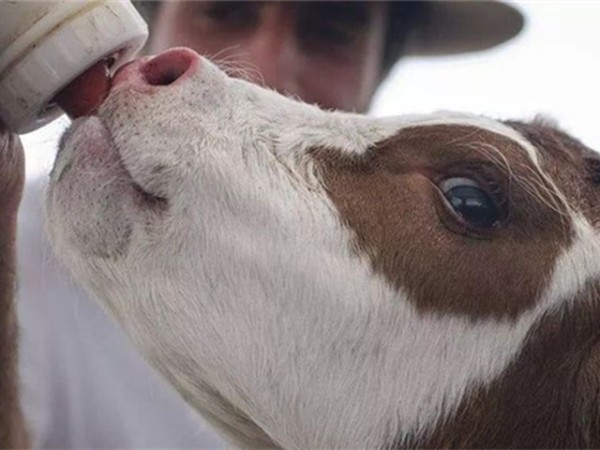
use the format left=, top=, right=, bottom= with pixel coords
left=149, top=1, right=387, bottom=112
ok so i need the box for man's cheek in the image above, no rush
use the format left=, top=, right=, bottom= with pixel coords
left=300, top=66, right=365, bottom=112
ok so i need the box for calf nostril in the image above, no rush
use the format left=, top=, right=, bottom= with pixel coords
left=141, top=48, right=197, bottom=86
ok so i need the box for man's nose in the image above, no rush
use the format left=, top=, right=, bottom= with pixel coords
left=236, top=5, right=300, bottom=95
left=112, top=47, right=202, bottom=90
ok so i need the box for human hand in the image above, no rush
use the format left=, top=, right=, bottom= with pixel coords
left=0, top=122, right=27, bottom=448
left=0, top=123, right=24, bottom=218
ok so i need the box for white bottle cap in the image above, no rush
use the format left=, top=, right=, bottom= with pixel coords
left=0, top=1, right=148, bottom=134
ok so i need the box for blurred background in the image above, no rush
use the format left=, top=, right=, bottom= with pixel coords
left=22, top=1, right=600, bottom=181
left=372, top=1, right=600, bottom=143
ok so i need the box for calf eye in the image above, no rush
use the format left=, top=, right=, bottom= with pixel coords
left=439, top=177, right=504, bottom=230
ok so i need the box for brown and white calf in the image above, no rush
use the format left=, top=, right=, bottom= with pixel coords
left=46, top=48, right=600, bottom=448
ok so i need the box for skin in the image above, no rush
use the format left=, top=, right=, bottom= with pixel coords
left=149, top=1, right=388, bottom=113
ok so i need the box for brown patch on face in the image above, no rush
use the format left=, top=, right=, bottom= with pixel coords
left=399, top=283, right=600, bottom=448
left=314, top=124, right=572, bottom=320
left=507, top=120, right=600, bottom=227
left=317, top=123, right=600, bottom=448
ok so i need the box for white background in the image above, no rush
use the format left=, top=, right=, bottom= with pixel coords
left=22, top=1, right=600, bottom=180
left=372, top=1, right=600, bottom=147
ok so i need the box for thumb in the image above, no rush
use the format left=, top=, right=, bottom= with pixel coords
left=0, top=128, right=25, bottom=216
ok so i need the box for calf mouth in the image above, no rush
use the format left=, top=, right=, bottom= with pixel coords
left=54, top=116, right=168, bottom=212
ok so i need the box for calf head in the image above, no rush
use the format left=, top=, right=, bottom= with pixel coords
left=46, top=48, right=600, bottom=448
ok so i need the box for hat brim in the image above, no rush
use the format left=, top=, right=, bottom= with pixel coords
left=403, top=1, right=525, bottom=56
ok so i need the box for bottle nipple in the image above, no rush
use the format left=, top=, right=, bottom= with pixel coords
left=0, top=0, right=147, bottom=133
left=54, top=59, right=112, bottom=119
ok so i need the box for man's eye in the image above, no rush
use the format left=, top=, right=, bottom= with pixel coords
left=201, top=2, right=258, bottom=28
left=302, top=20, right=359, bottom=46
left=299, top=4, right=369, bottom=51
left=439, top=177, right=505, bottom=230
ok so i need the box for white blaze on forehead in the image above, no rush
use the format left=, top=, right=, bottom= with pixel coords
left=272, top=108, right=544, bottom=169
left=544, top=214, right=600, bottom=308
left=393, top=112, right=542, bottom=166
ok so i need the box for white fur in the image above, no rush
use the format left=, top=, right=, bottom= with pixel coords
left=45, top=57, right=600, bottom=448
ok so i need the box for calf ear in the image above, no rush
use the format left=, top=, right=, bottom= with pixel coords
left=573, top=338, right=600, bottom=446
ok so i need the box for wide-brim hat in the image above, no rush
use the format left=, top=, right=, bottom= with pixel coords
left=133, top=1, right=525, bottom=64
left=402, top=1, right=525, bottom=56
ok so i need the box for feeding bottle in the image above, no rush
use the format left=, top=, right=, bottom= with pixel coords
left=0, top=0, right=148, bottom=133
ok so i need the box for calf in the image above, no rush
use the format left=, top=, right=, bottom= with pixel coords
left=46, top=48, right=600, bottom=448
